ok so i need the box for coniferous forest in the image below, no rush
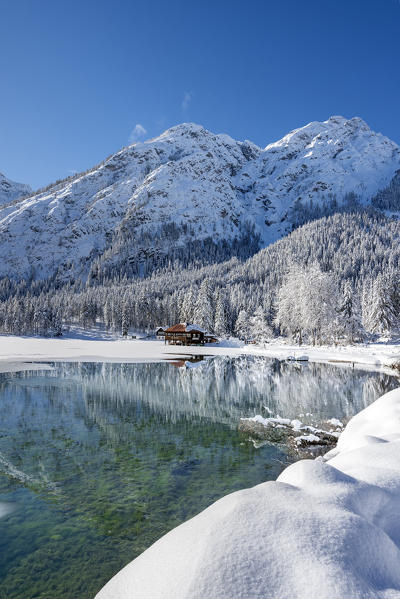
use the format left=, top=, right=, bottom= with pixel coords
left=0, top=210, right=399, bottom=344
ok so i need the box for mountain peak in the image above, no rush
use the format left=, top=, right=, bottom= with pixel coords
left=326, top=115, right=370, bottom=131
left=0, top=116, right=399, bottom=282
left=264, top=115, right=391, bottom=152
left=149, top=123, right=240, bottom=149
left=0, top=172, right=31, bottom=207
left=153, top=122, right=209, bottom=141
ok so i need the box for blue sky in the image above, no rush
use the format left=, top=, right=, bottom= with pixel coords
left=1, top=0, right=399, bottom=189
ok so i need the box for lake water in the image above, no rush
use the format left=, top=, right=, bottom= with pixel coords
left=0, top=357, right=397, bottom=598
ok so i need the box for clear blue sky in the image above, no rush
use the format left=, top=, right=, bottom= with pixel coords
left=1, top=0, right=399, bottom=189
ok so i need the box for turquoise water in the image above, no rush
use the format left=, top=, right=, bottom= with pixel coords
left=0, top=357, right=397, bottom=598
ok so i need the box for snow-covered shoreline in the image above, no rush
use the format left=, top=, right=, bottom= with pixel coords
left=0, top=332, right=398, bottom=374
left=243, top=340, right=400, bottom=372
left=96, top=386, right=400, bottom=599
left=0, top=334, right=242, bottom=367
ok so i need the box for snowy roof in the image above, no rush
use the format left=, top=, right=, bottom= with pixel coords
left=165, top=323, right=206, bottom=333
left=186, top=323, right=206, bottom=333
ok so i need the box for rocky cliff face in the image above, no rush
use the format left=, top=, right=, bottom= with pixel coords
left=0, top=116, right=399, bottom=281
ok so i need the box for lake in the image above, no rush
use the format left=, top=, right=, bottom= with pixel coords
left=0, top=356, right=397, bottom=598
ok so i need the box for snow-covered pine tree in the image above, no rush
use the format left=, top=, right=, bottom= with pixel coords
left=121, top=296, right=131, bottom=336
left=275, top=265, right=305, bottom=344
left=214, top=291, right=229, bottom=337
left=275, top=264, right=339, bottom=344
left=234, top=310, right=249, bottom=340
left=337, top=281, right=364, bottom=342
left=364, top=274, right=397, bottom=336
left=302, top=265, right=339, bottom=344
left=388, top=270, right=400, bottom=333
left=249, top=306, right=272, bottom=344
left=52, top=308, right=63, bottom=337
left=180, top=286, right=195, bottom=323
left=103, top=299, right=112, bottom=330
left=79, top=295, right=97, bottom=327
left=193, top=278, right=214, bottom=331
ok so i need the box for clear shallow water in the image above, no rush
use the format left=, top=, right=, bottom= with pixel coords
left=0, top=357, right=397, bottom=599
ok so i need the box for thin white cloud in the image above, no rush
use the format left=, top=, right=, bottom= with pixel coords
left=182, top=91, right=193, bottom=111
left=155, top=117, right=167, bottom=129
left=129, top=123, right=147, bottom=143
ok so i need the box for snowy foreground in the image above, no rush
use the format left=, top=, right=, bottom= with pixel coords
left=0, top=331, right=399, bottom=372
left=97, top=387, right=400, bottom=599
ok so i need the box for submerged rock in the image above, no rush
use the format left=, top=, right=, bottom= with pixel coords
left=239, top=414, right=343, bottom=450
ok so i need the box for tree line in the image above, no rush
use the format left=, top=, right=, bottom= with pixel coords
left=0, top=211, right=399, bottom=344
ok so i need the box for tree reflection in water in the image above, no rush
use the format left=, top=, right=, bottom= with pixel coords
left=0, top=357, right=397, bottom=599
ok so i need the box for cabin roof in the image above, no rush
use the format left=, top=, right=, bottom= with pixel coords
left=165, top=323, right=206, bottom=334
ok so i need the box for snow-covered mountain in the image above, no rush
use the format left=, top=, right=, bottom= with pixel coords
left=0, top=171, right=31, bottom=207
left=0, top=116, right=399, bottom=281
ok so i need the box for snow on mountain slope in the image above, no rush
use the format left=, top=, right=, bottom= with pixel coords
left=0, top=124, right=260, bottom=280
left=0, top=172, right=31, bottom=207
left=239, top=116, right=400, bottom=244
left=0, top=117, right=399, bottom=281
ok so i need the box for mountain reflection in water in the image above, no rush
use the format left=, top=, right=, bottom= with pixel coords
left=4, top=356, right=393, bottom=425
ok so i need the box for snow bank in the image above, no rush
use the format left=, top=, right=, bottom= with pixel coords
left=244, top=340, right=400, bottom=371
left=96, top=387, right=400, bottom=599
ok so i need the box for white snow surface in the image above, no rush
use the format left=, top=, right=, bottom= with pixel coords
left=328, top=418, right=344, bottom=428
left=243, top=339, right=400, bottom=370
left=0, top=334, right=242, bottom=364
left=0, top=332, right=398, bottom=371
left=0, top=116, right=399, bottom=280
left=96, top=386, right=400, bottom=599
left=0, top=171, right=31, bottom=207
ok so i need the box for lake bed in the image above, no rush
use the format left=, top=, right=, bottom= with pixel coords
left=0, top=357, right=398, bottom=598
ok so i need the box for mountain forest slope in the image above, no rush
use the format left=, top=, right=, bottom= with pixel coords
left=0, top=211, right=399, bottom=341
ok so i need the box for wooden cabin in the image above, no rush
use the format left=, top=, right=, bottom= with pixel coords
left=155, top=327, right=167, bottom=340
left=164, top=323, right=206, bottom=345
left=204, top=333, right=218, bottom=344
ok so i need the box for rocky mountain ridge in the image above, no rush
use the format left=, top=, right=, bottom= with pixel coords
left=0, top=116, right=399, bottom=281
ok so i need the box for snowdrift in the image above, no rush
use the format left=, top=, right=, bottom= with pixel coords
left=96, top=387, right=400, bottom=599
